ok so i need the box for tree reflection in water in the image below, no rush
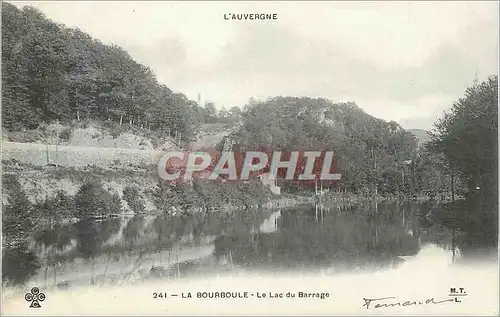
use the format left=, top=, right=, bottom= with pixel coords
left=214, top=203, right=425, bottom=272
left=2, top=243, right=40, bottom=286
left=5, top=201, right=484, bottom=287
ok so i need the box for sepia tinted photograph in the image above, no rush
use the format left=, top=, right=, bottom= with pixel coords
left=1, top=1, right=499, bottom=315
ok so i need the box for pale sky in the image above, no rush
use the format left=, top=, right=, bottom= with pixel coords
left=11, top=1, right=499, bottom=130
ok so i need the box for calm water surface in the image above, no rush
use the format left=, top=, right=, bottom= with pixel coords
left=13, top=201, right=474, bottom=290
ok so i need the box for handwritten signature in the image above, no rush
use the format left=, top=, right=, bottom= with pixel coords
left=362, top=296, right=459, bottom=310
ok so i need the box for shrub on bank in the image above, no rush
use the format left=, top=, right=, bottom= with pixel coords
left=122, top=185, right=146, bottom=213
left=74, top=180, right=122, bottom=219
left=153, top=179, right=274, bottom=213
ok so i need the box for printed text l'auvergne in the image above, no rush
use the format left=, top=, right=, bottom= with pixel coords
left=224, top=13, right=278, bottom=21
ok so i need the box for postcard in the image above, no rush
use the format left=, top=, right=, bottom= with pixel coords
left=1, top=1, right=498, bottom=315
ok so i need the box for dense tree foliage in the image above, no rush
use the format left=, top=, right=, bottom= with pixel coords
left=231, top=97, right=418, bottom=195
left=410, top=146, right=455, bottom=198
left=1, top=3, right=206, bottom=140
left=432, top=76, right=498, bottom=200
left=431, top=76, right=498, bottom=242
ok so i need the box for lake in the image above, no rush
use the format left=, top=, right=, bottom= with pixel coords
left=5, top=201, right=477, bottom=289
left=3, top=201, right=498, bottom=315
